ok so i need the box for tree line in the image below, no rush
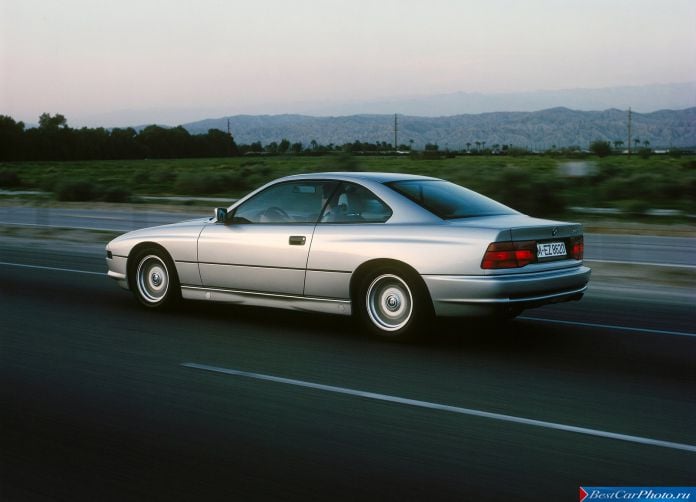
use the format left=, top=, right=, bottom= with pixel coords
left=1, top=113, right=671, bottom=162
left=0, top=114, right=238, bottom=161
left=1, top=113, right=425, bottom=161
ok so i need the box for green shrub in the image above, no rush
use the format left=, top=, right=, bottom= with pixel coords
left=590, top=140, right=612, bottom=157
left=56, top=181, right=97, bottom=201
left=132, top=171, right=151, bottom=184
left=152, top=168, right=176, bottom=183
left=0, top=170, right=21, bottom=188
left=483, top=165, right=567, bottom=217
left=102, top=186, right=131, bottom=202
left=39, top=175, right=60, bottom=192
left=322, top=152, right=362, bottom=172
left=616, top=199, right=650, bottom=214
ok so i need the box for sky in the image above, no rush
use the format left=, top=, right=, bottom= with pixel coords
left=1, top=0, right=695, bottom=126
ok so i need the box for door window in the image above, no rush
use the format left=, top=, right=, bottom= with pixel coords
left=319, top=182, right=392, bottom=223
left=232, top=181, right=338, bottom=224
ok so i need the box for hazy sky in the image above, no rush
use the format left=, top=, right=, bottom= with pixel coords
left=2, top=0, right=695, bottom=126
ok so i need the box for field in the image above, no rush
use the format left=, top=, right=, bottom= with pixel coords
left=1, top=154, right=695, bottom=219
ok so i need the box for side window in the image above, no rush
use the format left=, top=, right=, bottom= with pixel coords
left=233, top=181, right=334, bottom=224
left=320, top=182, right=392, bottom=223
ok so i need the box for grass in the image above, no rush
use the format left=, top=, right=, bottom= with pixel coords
left=1, top=154, right=695, bottom=219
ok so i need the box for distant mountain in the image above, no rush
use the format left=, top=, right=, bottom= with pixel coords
left=182, top=107, right=696, bottom=149
left=296, top=82, right=696, bottom=116
left=88, top=82, right=695, bottom=128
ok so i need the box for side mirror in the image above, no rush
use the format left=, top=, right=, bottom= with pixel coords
left=215, top=207, right=228, bottom=223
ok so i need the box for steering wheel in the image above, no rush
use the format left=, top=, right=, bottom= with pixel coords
left=261, top=206, right=290, bottom=222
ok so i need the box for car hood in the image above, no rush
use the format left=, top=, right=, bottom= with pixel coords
left=107, top=217, right=211, bottom=255
left=119, top=217, right=210, bottom=237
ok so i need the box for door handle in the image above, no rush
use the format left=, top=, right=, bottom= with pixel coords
left=289, top=235, right=306, bottom=246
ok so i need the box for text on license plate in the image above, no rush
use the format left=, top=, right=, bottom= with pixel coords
left=537, top=241, right=567, bottom=258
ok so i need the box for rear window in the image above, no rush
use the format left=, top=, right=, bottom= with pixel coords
left=386, top=180, right=517, bottom=219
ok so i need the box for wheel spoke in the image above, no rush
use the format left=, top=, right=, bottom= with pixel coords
left=366, top=274, right=413, bottom=332
left=136, top=255, right=169, bottom=303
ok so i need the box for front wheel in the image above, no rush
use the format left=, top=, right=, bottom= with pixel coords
left=131, top=248, right=180, bottom=309
left=356, top=267, right=432, bottom=342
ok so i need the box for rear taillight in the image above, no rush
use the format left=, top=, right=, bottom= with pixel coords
left=481, top=241, right=537, bottom=269
left=569, top=235, right=584, bottom=260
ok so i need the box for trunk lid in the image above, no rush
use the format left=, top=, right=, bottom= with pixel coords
left=447, top=214, right=582, bottom=241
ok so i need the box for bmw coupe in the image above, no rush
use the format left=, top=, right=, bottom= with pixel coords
left=106, top=172, right=590, bottom=341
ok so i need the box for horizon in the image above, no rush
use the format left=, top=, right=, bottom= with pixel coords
left=9, top=81, right=696, bottom=129
left=11, top=95, right=696, bottom=131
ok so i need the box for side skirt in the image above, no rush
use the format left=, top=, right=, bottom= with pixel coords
left=181, top=285, right=352, bottom=316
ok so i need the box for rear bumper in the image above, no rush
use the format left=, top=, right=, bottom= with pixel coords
left=423, top=265, right=591, bottom=316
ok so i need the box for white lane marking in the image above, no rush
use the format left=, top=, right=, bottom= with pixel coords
left=182, top=362, right=696, bottom=454
left=585, top=259, right=696, bottom=269
left=518, top=316, right=696, bottom=338
left=0, top=261, right=105, bottom=276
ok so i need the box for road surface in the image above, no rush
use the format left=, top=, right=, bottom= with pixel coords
left=0, top=244, right=694, bottom=500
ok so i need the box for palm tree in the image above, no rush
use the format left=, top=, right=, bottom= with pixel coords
left=465, top=142, right=471, bottom=152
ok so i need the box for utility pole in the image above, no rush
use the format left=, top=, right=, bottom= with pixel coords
left=227, top=118, right=234, bottom=157
left=627, top=107, right=632, bottom=158
left=394, top=113, right=398, bottom=151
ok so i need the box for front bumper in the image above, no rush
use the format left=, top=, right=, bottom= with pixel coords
left=423, top=265, right=591, bottom=316
left=106, top=254, right=129, bottom=290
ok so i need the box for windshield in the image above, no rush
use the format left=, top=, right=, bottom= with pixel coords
left=386, top=180, right=517, bottom=219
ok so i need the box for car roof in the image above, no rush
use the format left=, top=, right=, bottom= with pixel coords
left=278, top=172, right=440, bottom=184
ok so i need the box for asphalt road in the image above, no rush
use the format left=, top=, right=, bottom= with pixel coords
left=1, top=247, right=695, bottom=501
left=0, top=206, right=694, bottom=266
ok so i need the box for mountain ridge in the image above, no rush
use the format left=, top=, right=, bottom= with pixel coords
left=310, top=82, right=696, bottom=117
left=86, top=82, right=696, bottom=128
left=178, top=107, right=696, bottom=149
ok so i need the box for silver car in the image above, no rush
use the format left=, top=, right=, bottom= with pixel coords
left=106, top=172, right=590, bottom=341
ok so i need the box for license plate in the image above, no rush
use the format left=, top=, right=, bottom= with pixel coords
left=537, top=241, right=567, bottom=258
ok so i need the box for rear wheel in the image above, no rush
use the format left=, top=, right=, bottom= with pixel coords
left=131, top=248, right=180, bottom=309
left=356, top=266, right=432, bottom=342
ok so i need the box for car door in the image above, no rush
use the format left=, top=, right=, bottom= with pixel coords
left=197, top=180, right=336, bottom=296
left=304, top=182, right=394, bottom=299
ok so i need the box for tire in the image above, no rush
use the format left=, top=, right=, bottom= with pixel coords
left=130, top=247, right=180, bottom=309
left=356, top=266, right=432, bottom=342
